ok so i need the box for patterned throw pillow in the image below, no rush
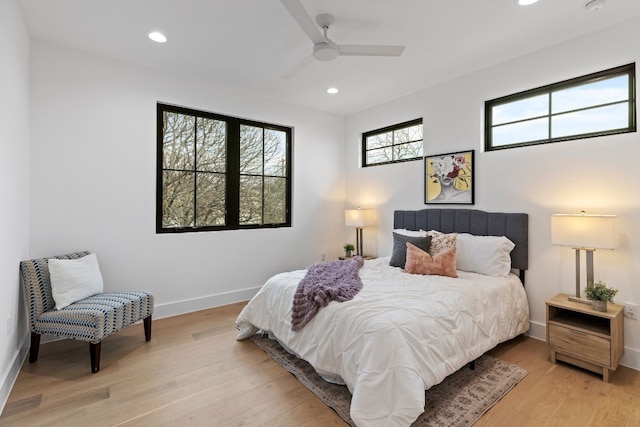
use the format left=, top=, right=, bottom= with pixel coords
left=404, top=243, right=458, bottom=278
left=425, top=230, right=457, bottom=257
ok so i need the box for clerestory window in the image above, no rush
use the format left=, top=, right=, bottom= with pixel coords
left=485, top=63, right=636, bottom=151
left=362, top=119, right=423, bottom=167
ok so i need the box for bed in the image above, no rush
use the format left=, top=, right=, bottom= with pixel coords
left=236, top=209, right=530, bottom=427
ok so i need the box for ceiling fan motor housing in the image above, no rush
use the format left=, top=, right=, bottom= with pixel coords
left=313, top=41, right=339, bottom=61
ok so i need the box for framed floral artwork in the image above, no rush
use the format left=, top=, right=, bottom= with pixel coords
left=424, top=150, right=474, bottom=204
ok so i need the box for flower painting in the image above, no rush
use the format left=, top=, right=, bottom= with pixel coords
left=425, top=150, right=474, bottom=204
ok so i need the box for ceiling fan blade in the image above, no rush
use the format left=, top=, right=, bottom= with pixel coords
left=280, top=0, right=326, bottom=45
left=282, top=54, right=314, bottom=79
left=338, top=44, right=405, bottom=57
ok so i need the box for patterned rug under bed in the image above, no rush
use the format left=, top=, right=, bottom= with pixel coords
left=249, top=334, right=528, bottom=427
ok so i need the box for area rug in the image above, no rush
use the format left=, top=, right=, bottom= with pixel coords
left=249, top=334, right=527, bottom=427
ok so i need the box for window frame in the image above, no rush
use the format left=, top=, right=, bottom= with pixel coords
left=485, top=63, right=636, bottom=151
left=362, top=118, right=424, bottom=167
left=156, top=103, right=292, bottom=233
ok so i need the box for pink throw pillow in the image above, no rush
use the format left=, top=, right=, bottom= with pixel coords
left=404, top=242, right=458, bottom=278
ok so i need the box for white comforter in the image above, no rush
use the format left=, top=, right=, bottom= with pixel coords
left=235, top=257, right=529, bottom=427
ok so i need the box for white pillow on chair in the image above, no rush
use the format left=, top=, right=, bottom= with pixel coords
left=49, top=253, right=104, bottom=310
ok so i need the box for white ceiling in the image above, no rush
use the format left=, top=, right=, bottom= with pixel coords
left=17, top=0, right=640, bottom=116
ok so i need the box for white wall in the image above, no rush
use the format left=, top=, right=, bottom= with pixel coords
left=345, top=16, right=640, bottom=370
left=0, top=0, right=31, bottom=411
left=29, top=41, right=346, bottom=318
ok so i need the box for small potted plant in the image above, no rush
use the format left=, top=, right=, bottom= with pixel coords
left=343, top=243, right=355, bottom=258
left=585, top=281, right=619, bottom=312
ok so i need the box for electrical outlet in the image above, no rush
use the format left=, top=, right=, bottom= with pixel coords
left=5, top=315, right=11, bottom=335
left=624, top=302, right=639, bottom=320
left=321, top=252, right=326, bottom=261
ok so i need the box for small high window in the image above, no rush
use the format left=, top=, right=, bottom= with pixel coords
left=485, top=63, right=636, bottom=151
left=362, top=119, right=423, bottom=167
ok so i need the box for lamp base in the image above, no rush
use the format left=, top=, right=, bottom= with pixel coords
left=568, top=295, right=592, bottom=305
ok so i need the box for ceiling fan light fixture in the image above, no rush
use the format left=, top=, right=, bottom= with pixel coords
left=585, top=0, right=606, bottom=11
left=327, top=87, right=339, bottom=94
left=313, top=41, right=339, bottom=61
left=518, top=0, right=539, bottom=5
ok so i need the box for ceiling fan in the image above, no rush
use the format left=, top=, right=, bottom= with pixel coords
left=280, top=0, right=405, bottom=77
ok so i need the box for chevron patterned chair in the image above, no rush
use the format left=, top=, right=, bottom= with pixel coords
left=20, top=251, right=154, bottom=373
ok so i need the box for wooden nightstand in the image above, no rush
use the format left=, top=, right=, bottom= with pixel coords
left=546, top=293, right=624, bottom=382
left=339, top=256, right=376, bottom=260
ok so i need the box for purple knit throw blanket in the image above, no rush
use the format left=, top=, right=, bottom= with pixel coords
left=291, top=256, right=364, bottom=331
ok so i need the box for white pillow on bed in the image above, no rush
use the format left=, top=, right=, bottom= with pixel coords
left=455, top=233, right=515, bottom=277
left=393, top=228, right=427, bottom=237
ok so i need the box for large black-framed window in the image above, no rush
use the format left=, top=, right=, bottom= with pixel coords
left=157, top=103, right=292, bottom=233
left=485, top=63, right=636, bottom=151
left=362, top=118, right=423, bottom=167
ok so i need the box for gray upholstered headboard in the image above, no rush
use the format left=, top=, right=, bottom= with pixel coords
left=394, top=209, right=529, bottom=282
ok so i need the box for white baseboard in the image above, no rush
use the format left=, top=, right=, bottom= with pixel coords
left=153, top=286, right=261, bottom=319
left=0, top=333, right=29, bottom=416
left=620, top=346, right=640, bottom=371
left=526, top=320, right=547, bottom=341
left=526, top=319, right=640, bottom=372
left=35, top=287, right=262, bottom=346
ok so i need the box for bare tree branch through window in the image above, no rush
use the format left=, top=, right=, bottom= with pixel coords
left=157, top=104, right=291, bottom=233
left=362, top=119, right=423, bottom=167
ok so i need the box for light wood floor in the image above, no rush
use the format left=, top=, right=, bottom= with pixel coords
left=2, top=302, right=639, bottom=427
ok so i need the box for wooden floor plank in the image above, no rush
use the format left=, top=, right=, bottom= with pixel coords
left=2, top=302, right=639, bottom=426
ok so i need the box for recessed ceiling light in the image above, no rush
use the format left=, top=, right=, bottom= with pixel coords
left=148, top=32, right=167, bottom=43
left=327, top=87, right=339, bottom=94
left=518, top=0, right=539, bottom=5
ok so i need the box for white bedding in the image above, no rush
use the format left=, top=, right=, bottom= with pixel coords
left=236, top=257, right=530, bottom=427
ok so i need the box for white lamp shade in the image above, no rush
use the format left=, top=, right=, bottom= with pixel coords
left=551, top=214, right=618, bottom=249
left=345, top=209, right=374, bottom=227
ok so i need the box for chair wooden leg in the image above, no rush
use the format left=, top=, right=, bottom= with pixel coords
left=143, top=315, right=152, bottom=342
left=29, top=332, right=41, bottom=363
left=90, top=342, right=101, bottom=373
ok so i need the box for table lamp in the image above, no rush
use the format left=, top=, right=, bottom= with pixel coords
left=345, top=208, right=374, bottom=257
left=551, top=212, right=617, bottom=304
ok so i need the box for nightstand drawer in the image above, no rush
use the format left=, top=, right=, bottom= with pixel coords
left=549, top=324, right=611, bottom=366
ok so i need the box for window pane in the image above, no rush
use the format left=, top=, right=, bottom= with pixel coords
left=492, top=94, right=548, bottom=125
left=158, top=103, right=290, bottom=232
left=552, top=103, right=629, bottom=138
left=162, top=170, right=194, bottom=228
left=240, top=125, right=263, bottom=175
left=196, top=117, right=226, bottom=173
left=264, top=177, right=286, bottom=224
left=486, top=64, right=634, bottom=151
left=366, top=147, right=394, bottom=164
left=394, top=124, right=422, bottom=143
left=239, top=175, right=262, bottom=225
left=264, top=129, right=287, bottom=177
left=552, top=75, right=629, bottom=114
left=366, top=132, right=392, bottom=150
left=492, top=117, right=549, bottom=147
left=163, top=112, right=195, bottom=170
left=393, top=141, right=423, bottom=161
left=362, top=120, right=423, bottom=167
left=195, top=172, right=225, bottom=226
